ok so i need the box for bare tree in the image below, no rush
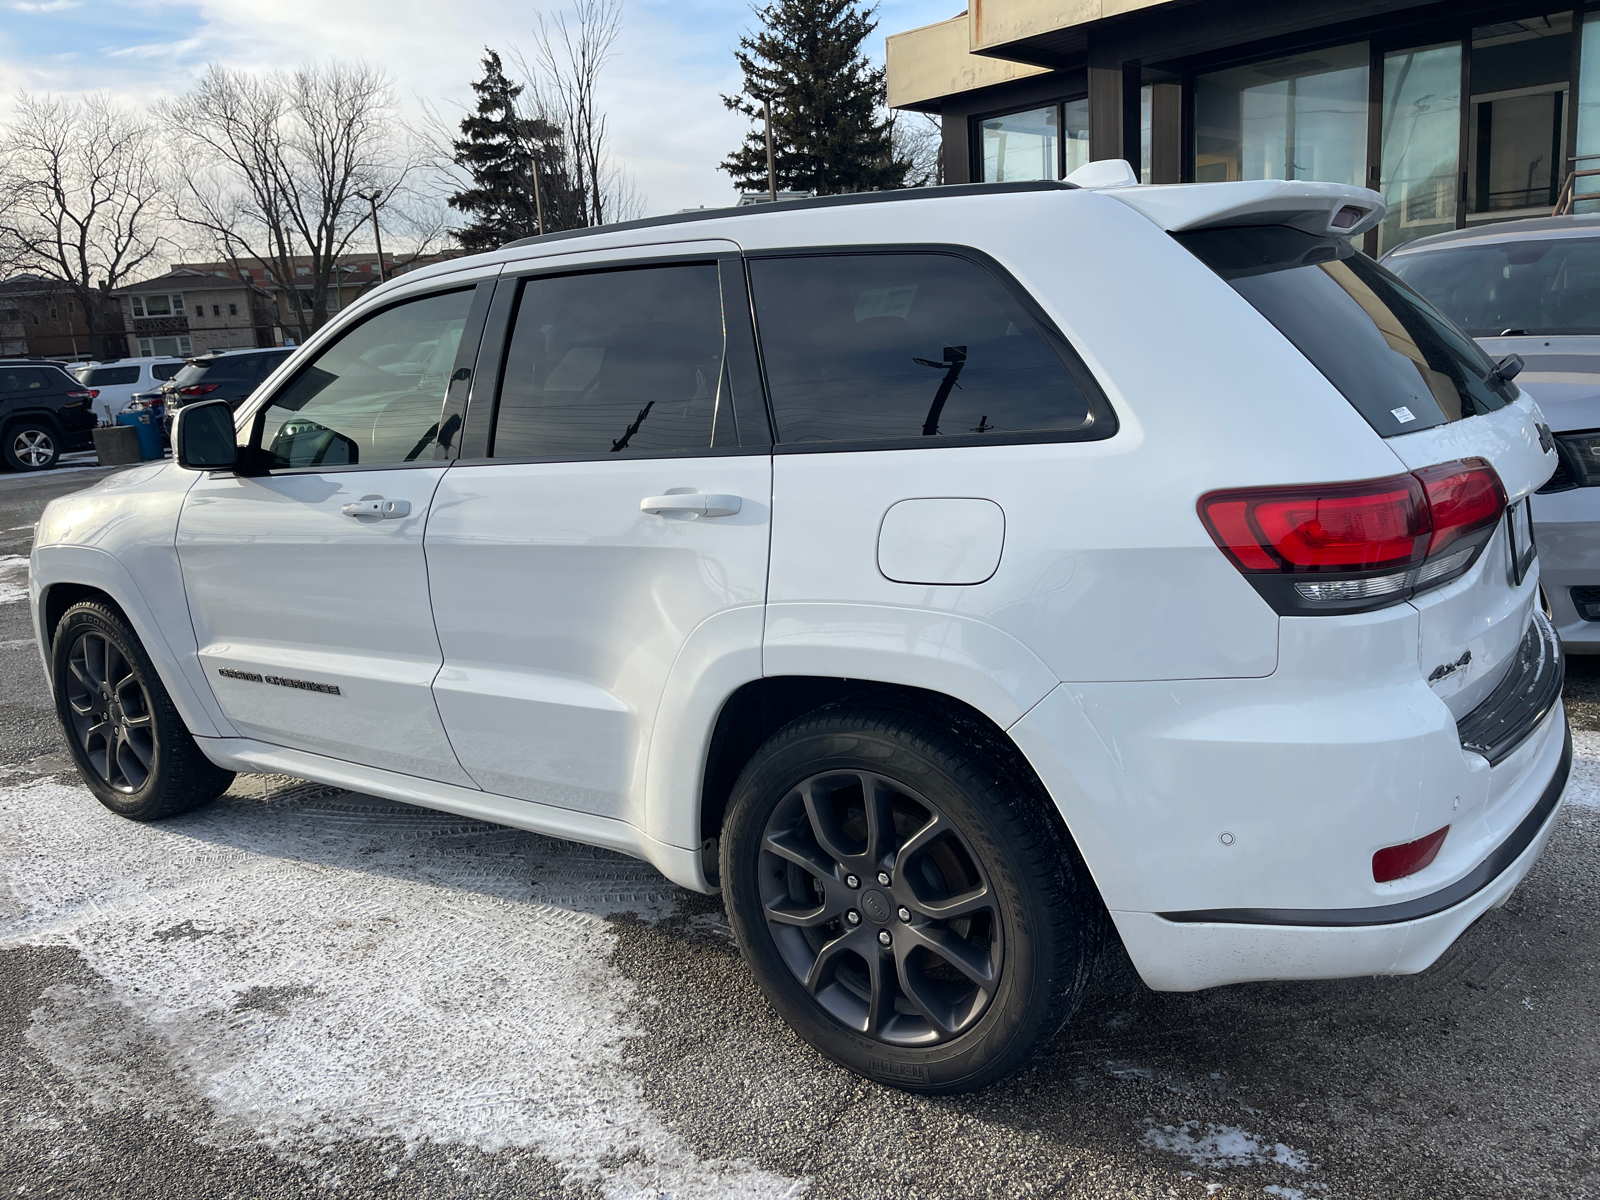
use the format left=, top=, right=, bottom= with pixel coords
left=0, top=93, right=168, bottom=358
left=893, top=112, right=944, bottom=188
left=162, top=62, right=437, bottom=343
left=518, top=0, right=642, bottom=227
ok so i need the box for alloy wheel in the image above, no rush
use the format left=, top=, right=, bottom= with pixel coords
left=12, top=428, right=55, bottom=467
left=759, top=769, right=1004, bottom=1046
left=64, top=632, right=155, bottom=793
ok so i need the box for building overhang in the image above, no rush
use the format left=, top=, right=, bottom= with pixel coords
left=886, top=14, right=1050, bottom=111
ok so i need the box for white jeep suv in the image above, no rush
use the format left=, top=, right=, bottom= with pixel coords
left=29, top=173, right=1568, bottom=1093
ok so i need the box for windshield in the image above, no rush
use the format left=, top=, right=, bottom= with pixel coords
left=1176, top=226, right=1516, bottom=437
left=1385, top=236, right=1600, bottom=336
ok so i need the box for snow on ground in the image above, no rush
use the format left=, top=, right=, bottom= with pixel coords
left=1141, top=1121, right=1311, bottom=1173
left=0, top=774, right=805, bottom=1199
left=0, top=554, right=27, bottom=606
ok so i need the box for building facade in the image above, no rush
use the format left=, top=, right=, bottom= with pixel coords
left=0, top=276, right=126, bottom=361
left=110, top=270, right=276, bottom=358
left=887, top=2, right=1600, bottom=255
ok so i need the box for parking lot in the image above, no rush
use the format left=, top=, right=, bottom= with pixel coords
left=1, top=463, right=1597, bottom=1200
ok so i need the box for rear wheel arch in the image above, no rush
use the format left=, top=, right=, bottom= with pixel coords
left=699, top=676, right=1101, bottom=903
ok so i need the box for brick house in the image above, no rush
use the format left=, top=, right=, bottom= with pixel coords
left=0, top=275, right=127, bottom=361
left=110, top=269, right=276, bottom=358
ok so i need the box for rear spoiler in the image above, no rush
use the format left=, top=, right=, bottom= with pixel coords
left=1063, top=161, right=1385, bottom=239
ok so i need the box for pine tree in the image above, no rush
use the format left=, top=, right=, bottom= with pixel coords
left=449, top=49, right=575, bottom=249
left=721, top=0, right=909, bottom=196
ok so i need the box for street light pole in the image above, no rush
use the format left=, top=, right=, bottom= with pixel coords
left=763, top=98, right=777, bottom=202
left=359, top=190, right=388, bottom=283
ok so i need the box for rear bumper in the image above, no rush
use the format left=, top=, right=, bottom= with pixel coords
left=1115, top=721, right=1568, bottom=991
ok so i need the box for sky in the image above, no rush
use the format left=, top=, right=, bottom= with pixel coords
left=0, top=0, right=962, bottom=226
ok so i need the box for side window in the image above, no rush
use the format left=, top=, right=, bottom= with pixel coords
left=84, top=366, right=140, bottom=387
left=491, top=263, right=727, bottom=459
left=747, top=252, right=1092, bottom=445
left=256, top=288, right=474, bottom=469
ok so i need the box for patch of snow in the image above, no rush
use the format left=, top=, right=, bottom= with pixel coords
left=0, top=555, right=28, bottom=606
left=1263, top=1187, right=1306, bottom=1200
left=1142, top=1120, right=1311, bottom=1173
left=1, top=775, right=805, bottom=1199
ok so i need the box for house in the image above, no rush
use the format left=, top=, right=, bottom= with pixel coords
left=109, top=269, right=275, bottom=358
left=0, top=275, right=125, bottom=361
left=886, top=2, right=1596, bottom=256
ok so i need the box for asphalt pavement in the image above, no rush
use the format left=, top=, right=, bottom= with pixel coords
left=1, top=462, right=1596, bottom=1200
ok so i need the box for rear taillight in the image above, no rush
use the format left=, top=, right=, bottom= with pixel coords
left=178, top=383, right=219, bottom=397
left=1199, top=459, right=1507, bottom=614
left=66, top=389, right=96, bottom=400
left=1373, top=825, right=1449, bottom=882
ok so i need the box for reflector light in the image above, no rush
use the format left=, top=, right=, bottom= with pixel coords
left=1373, top=825, right=1450, bottom=883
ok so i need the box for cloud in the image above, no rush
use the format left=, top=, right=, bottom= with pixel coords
left=11, top=1, right=82, bottom=12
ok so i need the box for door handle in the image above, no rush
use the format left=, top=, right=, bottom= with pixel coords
left=640, top=493, right=741, bottom=519
left=341, top=498, right=411, bottom=519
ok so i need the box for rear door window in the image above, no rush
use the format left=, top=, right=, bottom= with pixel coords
left=746, top=251, right=1100, bottom=446
left=490, top=263, right=730, bottom=459
left=1175, top=226, right=1515, bottom=437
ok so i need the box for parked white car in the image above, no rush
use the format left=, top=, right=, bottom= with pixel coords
left=28, top=171, right=1568, bottom=1092
left=76, top=357, right=186, bottom=424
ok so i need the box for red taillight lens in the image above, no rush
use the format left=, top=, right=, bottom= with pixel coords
left=66, top=389, right=96, bottom=399
left=178, top=383, right=219, bottom=397
left=1199, top=474, right=1432, bottom=574
left=1414, top=458, right=1506, bottom=557
left=1373, top=825, right=1449, bottom=882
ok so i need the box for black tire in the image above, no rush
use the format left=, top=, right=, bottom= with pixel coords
left=721, top=702, right=1101, bottom=1093
left=51, top=601, right=235, bottom=820
left=3, top=423, right=60, bottom=471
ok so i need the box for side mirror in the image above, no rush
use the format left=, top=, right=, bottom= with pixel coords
left=175, top=399, right=238, bottom=471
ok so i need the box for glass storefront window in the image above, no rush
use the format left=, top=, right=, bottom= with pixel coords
left=1575, top=14, right=1600, bottom=211
left=1194, top=43, right=1369, bottom=186
left=1467, top=16, right=1570, bottom=219
left=980, top=106, right=1058, bottom=182
left=1063, top=99, right=1090, bottom=177
left=1379, top=42, right=1463, bottom=256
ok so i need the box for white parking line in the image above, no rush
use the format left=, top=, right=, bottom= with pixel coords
left=1, top=774, right=804, bottom=1197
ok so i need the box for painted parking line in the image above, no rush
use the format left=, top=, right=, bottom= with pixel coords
left=1, top=772, right=804, bottom=1198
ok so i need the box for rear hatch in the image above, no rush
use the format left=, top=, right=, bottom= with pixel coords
left=1110, top=180, right=1559, bottom=724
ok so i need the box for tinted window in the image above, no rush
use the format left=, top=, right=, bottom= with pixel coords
left=748, top=253, right=1090, bottom=444
left=152, top=362, right=183, bottom=381
left=82, top=366, right=140, bottom=387
left=1385, top=236, right=1600, bottom=336
left=257, top=289, right=473, bottom=468
left=0, top=367, right=51, bottom=393
left=492, top=264, right=727, bottom=459
left=1176, top=226, right=1514, bottom=438
left=172, top=361, right=216, bottom=386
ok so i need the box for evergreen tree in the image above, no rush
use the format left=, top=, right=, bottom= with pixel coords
left=449, top=49, right=576, bottom=249
left=721, top=0, right=908, bottom=196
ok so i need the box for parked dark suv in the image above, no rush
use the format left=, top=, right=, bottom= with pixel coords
left=0, top=359, right=97, bottom=471
left=160, top=348, right=295, bottom=435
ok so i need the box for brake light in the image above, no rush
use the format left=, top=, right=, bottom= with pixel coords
left=1199, top=459, right=1508, bottom=612
left=178, top=383, right=219, bottom=397
left=66, top=389, right=96, bottom=400
left=1373, top=825, right=1449, bottom=882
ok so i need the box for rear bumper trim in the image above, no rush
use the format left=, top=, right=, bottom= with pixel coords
left=1458, top=610, right=1564, bottom=766
left=1157, top=721, right=1570, bottom=928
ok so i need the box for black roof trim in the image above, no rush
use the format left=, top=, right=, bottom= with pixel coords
left=500, top=181, right=1079, bottom=251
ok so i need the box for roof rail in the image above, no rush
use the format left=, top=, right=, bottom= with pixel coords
left=500, top=180, right=1078, bottom=251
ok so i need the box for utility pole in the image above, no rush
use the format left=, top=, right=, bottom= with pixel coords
left=531, top=152, right=546, bottom=235
left=358, top=190, right=388, bottom=283
left=763, top=98, right=777, bottom=202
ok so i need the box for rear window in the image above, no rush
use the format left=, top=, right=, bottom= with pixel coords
left=1175, top=226, right=1515, bottom=438
left=152, top=362, right=183, bottom=381
left=1385, top=236, right=1600, bottom=336
left=172, top=360, right=219, bottom=386
left=81, top=365, right=140, bottom=387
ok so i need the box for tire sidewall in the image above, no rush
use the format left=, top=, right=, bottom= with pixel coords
left=52, top=604, right=172, bottom=816
left=723, top=716, right=1073, bottom=1093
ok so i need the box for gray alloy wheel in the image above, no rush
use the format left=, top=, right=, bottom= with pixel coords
left=6, top=425, right=58, bottom=471
left=760, top=768, right=1004, bottom=1045
left=64, top=630, right=156, bottom=792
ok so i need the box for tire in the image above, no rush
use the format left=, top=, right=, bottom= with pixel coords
left=51, top=601, right=235, bottom=820
left=721, top=701, right=1101, bottom=1093
left=3, top=423, right=60, bottom=471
